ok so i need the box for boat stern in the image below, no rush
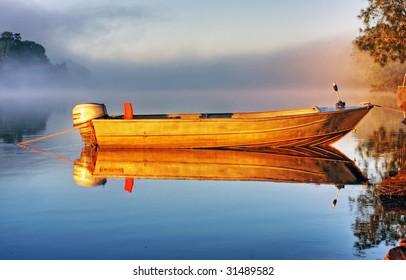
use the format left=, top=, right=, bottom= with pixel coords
left=72, top=103, right=108, bottom=146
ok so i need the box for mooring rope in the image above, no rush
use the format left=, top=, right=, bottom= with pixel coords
left=17, top=143, right=75, bottom=164
left=16, top=128, right=76, bottom=164
left=16, top=128, right=75, bottom=146
left=373, top=104, right=405, bottom=114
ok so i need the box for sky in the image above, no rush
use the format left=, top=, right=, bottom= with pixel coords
left=0, top=0, right=369, bottom=90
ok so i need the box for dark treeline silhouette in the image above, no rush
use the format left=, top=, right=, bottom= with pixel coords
left=0, top=31, right=89, bottom=87
left=0, top=32, right=49, bottom=65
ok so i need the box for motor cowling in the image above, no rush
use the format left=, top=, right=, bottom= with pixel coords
left=72, top=103, right=107, bottom=128
left=73, top=146, right=107, bottom=187
left=72, top=103, right=108, bottom=146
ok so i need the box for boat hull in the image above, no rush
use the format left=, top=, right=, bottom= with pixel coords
left=87, top=105, right=372, bottom=149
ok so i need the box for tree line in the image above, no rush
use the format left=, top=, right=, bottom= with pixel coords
left=0, top=31, right=50, bottom=65
left=0, top=31, right=89, bottom=87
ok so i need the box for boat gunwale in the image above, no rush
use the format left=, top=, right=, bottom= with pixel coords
left=93, top=105, right=371, bottom=123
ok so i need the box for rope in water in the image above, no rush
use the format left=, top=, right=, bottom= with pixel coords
left=16, top=128, right=76, bottom=164
left=16, top=128, right=75, bottom=146
left=17, top=143, right=75, bottom=164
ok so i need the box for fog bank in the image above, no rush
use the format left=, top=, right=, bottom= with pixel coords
left=89, top=37, right=359, bottom=91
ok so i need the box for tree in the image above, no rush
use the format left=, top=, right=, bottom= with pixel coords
left=354, top=0, right=406, bottom=66
left=0, top=31, right=50, bottom=66
left=0, top=31, right=90, bottom=87
left=0, top=31, right=16, bottom=61
left=10, top=40, right=50, bottom=65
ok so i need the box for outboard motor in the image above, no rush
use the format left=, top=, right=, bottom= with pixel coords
left=73, top=146, right=107, bottom=187
left=72, top=103, right=108, bottom=145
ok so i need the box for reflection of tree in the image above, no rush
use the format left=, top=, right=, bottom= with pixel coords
left=350, top=126, right=406, bottom=258
left=355, top=126, right=406, bottom=182
left=0, top=105, right=49, bottom=144
left=349, top=187, right=406, bottom=258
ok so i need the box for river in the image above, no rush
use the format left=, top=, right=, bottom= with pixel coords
left=0, top=87, right=405, bottom=260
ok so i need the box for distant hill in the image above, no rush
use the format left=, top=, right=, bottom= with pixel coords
left=0, top=31, right=89, bottom=87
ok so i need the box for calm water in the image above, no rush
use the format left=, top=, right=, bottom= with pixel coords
left=1, top=87, right=405, bottom=260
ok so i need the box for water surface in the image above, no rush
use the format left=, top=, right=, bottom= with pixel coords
left=1, top=88, right=405, bottom=260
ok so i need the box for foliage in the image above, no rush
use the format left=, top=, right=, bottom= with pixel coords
left=354, top=0, right=406, bottom=66
left=0, top=31, right=50, bottom=66
left=349, top=188, right=406, bottom=258
left=356, top=126, right=406, bottom=181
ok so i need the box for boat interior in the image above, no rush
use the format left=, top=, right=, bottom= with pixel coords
left=108, top=107, right=321, bottom=120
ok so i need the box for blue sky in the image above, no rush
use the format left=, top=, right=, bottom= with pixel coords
left=1, top=0, right=367, bottom=63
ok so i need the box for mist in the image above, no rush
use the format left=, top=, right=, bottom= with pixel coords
left=1, top=35, right=360, bottom=91
left=1, top=0, right=365, bottom=94
left=87, top=36, right=359, bottom=91
left=1, top=0, right=366, bottom=115
left=0, top=1, right=368, bottom=95
left=1, top=33, right=367, bottom=116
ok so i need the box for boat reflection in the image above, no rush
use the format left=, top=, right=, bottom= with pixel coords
left=73, top=146, right=367, bottom=192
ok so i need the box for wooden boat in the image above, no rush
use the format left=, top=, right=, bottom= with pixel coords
left=72, top=102, right=373, bottom=149
left=73, top=145, right=367, bottom=187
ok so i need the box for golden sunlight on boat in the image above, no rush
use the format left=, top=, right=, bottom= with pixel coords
left=72, top=101, right=373, bottom=149
left=73, top=145, right=367, bottom=188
